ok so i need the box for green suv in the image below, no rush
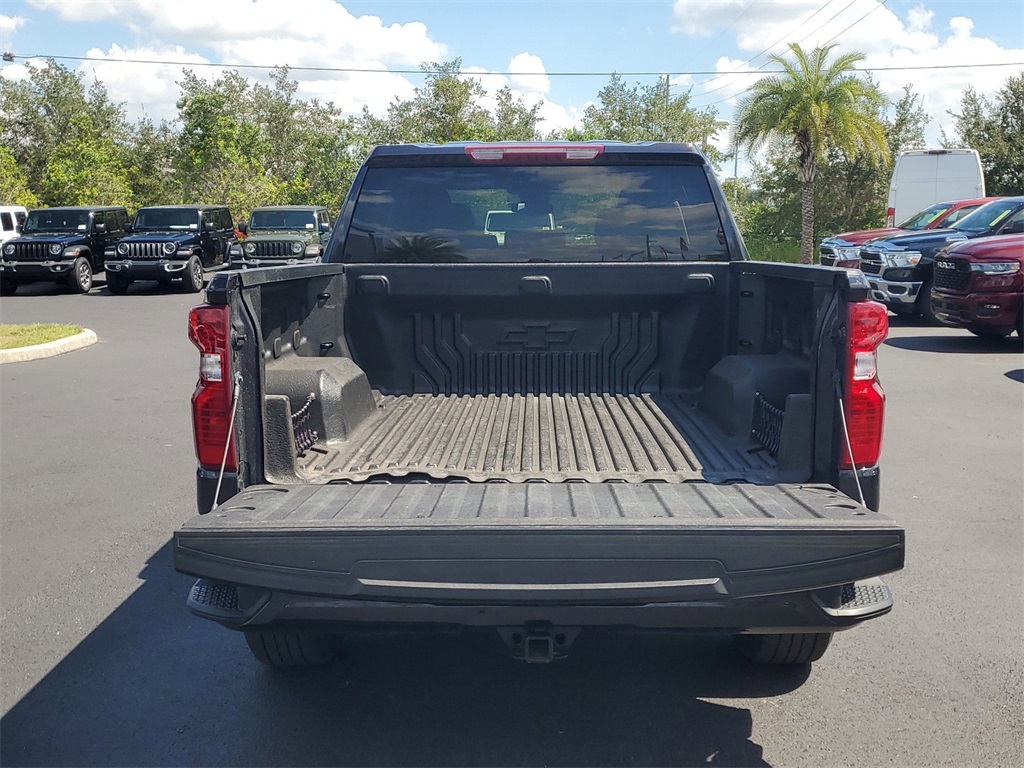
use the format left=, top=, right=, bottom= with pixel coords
left=229, top=206, right=331, bottom=268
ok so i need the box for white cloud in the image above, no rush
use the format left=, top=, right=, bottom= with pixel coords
left=463, top=55, right=578, bottom=135
left=0, top=56, right=48, bottom=85
left=77, top=45, right=218, bottom=123
left=508, top=53, right=550, bottom=94
left=1, top=14, right=26, bottom=35
left=27, top=0, right=119, bottom=22
left=676, top=1, right=1024, bottom=146
left=20, top=1, right=455, bottom=123
left=671, top=0, right=748, bottom=37
left=30, top=0, right=446, bottom=66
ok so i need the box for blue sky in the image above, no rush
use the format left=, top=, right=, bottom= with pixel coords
left=2, top=0, right=1022, bottom=159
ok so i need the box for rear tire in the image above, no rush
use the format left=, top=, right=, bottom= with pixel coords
left=67, top=257, right=93, bottom=294
left=183, top=256, right=204, bottom=293
left=916, top=278, right=939, bottom=325
left=106, top=273, right=130, bottom=295
left=0, top=276, right=17, bottom=296
left=244, top=630, right=343, bottom=668
left=735, top=632, right=833, bottom=665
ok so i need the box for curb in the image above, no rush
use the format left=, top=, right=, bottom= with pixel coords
left=0, top=329, right=99, bottom=364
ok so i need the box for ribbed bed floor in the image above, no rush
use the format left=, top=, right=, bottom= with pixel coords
left=296, top=392, right=775, bottom=484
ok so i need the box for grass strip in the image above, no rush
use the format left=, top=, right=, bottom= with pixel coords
left=0, top=323, right=84, bottom=350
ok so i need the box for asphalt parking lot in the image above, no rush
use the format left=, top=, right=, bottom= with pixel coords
left=1, top=277, right=1022, bottom=767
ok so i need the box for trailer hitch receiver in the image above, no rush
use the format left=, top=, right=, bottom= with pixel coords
left=498, top=624, right=580, bottom=663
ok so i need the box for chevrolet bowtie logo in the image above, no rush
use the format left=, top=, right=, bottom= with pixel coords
left=500, top=323, right=576, bottom=350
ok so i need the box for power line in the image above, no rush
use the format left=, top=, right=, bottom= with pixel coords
left=2, top=52, right=1020, bottom=78
left=820, top=0, right=889, bottom=48
left=686, top=0, right=842, bottom=100
left=687, top=0, right=885, bottom=108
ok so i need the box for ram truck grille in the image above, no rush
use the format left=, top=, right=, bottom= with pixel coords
left=860, top=253, right=884, bottom=275
left=933, top=259, right=971, bottom=292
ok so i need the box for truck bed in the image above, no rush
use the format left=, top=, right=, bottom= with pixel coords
left=295, top=391, right=773, bottom=484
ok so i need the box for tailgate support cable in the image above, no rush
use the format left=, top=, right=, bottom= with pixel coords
left=835, top=377, right=866, bottom=507
left=211, top=371, right=242, bottom=513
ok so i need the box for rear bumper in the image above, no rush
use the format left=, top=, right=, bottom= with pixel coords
left=932, top=290, right=1022, bottom=330
left=187, top=576, right=895, bottom=634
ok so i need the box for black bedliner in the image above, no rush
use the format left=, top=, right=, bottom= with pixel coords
left=294, top=391, right=777, bottom=484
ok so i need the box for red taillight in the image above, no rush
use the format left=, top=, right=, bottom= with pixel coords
left=465, top=144, right=604, bottom=163
left=841, top=301, right=888, bottom=469
left=885, top=207, right=895, bottom=227
left=188, top=304, right=236, bottom=472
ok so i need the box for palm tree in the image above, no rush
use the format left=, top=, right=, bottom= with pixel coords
left=734, top=43, right=888, bottom=263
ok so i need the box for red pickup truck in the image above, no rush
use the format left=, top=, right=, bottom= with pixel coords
left=819, top=198, right=996, bottom=268
left=931, top=234, right=1024, bottom=339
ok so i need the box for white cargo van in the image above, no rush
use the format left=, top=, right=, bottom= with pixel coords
left=0, top=205, right=28, bottom=247
left=886, top=149, right=985, bottom=226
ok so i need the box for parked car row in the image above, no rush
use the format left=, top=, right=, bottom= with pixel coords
left=820, top=196, right=1024, bottom=339
left=0, top=204, right=331, bottom=296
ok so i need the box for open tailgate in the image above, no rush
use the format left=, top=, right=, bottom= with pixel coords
left=175, top=482, right=904, bottom=604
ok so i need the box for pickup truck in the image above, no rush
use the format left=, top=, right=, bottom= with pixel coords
left=859, top=197, right=1024, bottom=323
left=819, top=197, right=995, bottom=268
left=931, top=234, right=1024, bottom=339
left=174, top=142, right=904, bottom=669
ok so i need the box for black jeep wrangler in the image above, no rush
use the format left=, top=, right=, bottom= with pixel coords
left=229, top=205, right=331, bottom=268
left=1, top=206, right=130, bottom=295
left=104, top=205, right=235, bottom=294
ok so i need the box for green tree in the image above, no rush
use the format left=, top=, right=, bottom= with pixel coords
left=125, top=117, right=180, bottom=208
left=733, top=43, right=888, bottom=263
left=489, top=86, right=543, bottom=141
left=568, top=75, right=724, bottom=164
left=39, top=115, right=133, bottom=207
left=740, top=83, right=929, bottom=247
left=175, top=70, right=285, bottom=219
left=0, top=146, right=39, bottom=207
left=944, top=75, right=1024, bottom=196
left=0, top=60, right=129, bottom=198
left=359, top=60, right=543, bottom=146
left=291, top=101, right=363, bottom=213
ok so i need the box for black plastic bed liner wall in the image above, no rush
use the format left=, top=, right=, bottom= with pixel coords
left=295, top=392, right=774, bottom=484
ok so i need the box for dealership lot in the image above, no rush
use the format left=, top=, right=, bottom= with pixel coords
left=1, top=281, right=1021, bottom=767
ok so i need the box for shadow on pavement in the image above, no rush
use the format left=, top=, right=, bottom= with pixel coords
left=884, top=314, right=928, bottom=329
left=3, top=276, right=213, bottom=299
left=0, top=541, right=808, bottom=767
left=885, top=334, right=1021, bottom=354
left=1006, top=369, right=1024, bottom=383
